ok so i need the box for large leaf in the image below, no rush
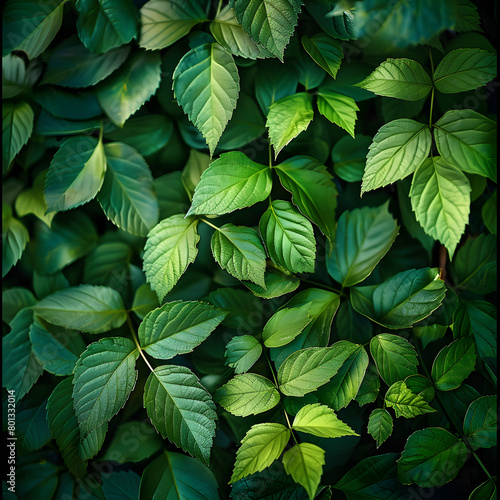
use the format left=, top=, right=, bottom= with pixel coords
left=316, top=91, right=358, bottom=138
left=263, top=303, right=313, bottom=348
left=450, top=234, right=496, bottom=294
left=229, top=0, right=302, bottom=60
left=385, top=381, right=436, bottom=418
left=356, top=58, right=432, bottom=101
left=275, top=156, right=338, bottom=242
left=2, top=206, right=29, bottom=278
left=463, top=395, right=497, bottom=449
left=138, top=300, right=227, bottom=359
left=266, top=93, right=314, bottom=158
left=97, top=50, right=161, bottom=127
left=368, top=408, right=393, bottom=448
left=73, top=337, right=138, bottom=437
left=143, top=365, right=217, bottom=464
left=140, top=451, right=218, bottom=500
left=410, top=156, right=471, bottom=258
left=2, top=0, right=67, bottom=59
left=187, top=151, right=272, bottom=216
left=433, top=48, right=497, bottom=94
left=361, top=119, right=432, bottom=195
left=34, top=285, right=127, bottom=334
left=173, top=43, right=240, bottom=155
left=230, top=423, right=290, bottom=483
left=2, top=308, right=43, bottom=402
left=282, top=443, right=325, bottom=500
left=292, top=403, right=357, bottom=438
left=76, top=0, right=138, bottom=53
left=302, top=33, right=343, bottom=79
left=2, top=101, right=34, bottom=174
left=370, top=334, right=418, bottom=387
left=431, top=337, right=476, bottom=391
left=98, top=142, right=158, bottom=236
left=397, top=428, right=468, bottom=487
left=139, top=0, right=208, bottom=50
left=225, top=335, right=262, bottom=374
left=214, top=373, right=280, bottom=416
left=351, top=268, right=446, bottom=329
left=211, top=223, right=267, bottom=287
left=44, top=135, right=106, bottom=212
left=210, top=5, right=272, bottom=59
left=434, top=109, right=497, bottom=181
left=277, top=342, right=359, bottom=397
left=42, top=36, right=130, bottom=87
left=327, top=202, right=399, bottom=287
left=259, top=200, right=316, bottom=274
left=143, top=215, right=200, bottom=301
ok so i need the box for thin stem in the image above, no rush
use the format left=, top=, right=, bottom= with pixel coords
left=298, top=277, right=344, bottom=296
left=428, top=47, right=435, bottom=129
left=268, top=142, right=273, bottom=168
left=283, top=409, right=300, bottom=445
left=200, top=217, right=220, bottom=231
left=127, top=314, right=155, bottom=373
left=264, top=349, right=279, bottom=388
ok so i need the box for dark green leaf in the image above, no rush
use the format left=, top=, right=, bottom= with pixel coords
left=3, top=101, right=34, bottom=174
left=2, top=205, right=29, bottom=278
left=368, top=408, right=393, bottom=448
left=243, top=268, right=300, bottom=299
left=463, top=395, right=497, bottom=449
left=101, top=470, right=140, bottom=500
left=332, top=134, right=371, bottom=183
left=302, top=33, right=343, bottom=79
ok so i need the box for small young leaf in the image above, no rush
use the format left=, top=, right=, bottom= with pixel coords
left=230, top=423, right=290, bottom=483
left=282, top=442, right=325, bottom=500
left=214, top=373, right=280, bottom=416
left=263, top=303, right=313, bottom=348
left=368, top=408, right=393, bottom=447
left=317, top=91, right=358, bottom=138
left=143, top=215, right=200, bottom=301
left=138, top=300, right=227, bottom=360
left=385, top=381, right=436, bottom=418
left=463, top=395, right=497, bottom=449
left=143, top=365, right=217, bottom=464
left=225, top=335, right=262, bottom=374
left=73, top=337, right=139, bottom=437
left=2, top=206, right=29, bottom=278
left=292, top=403, right=358, bottom=438
left=302, top=33, right=343, bottom=79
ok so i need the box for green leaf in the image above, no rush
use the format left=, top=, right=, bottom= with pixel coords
left=2, top=0, right=67, bottom=59
left=13, top=172, right=51, bottom=227
left=397, top=427, right=468, bottom=487
left=211, top=223, right=267, bottom=287
left=331, top=134, right=371, bottom=183
left=2, top=206, right=29, bottom=278
left=76, top=0, right=138, bottom=53
left=29, top=318, right=85, bottom=376
left=243, top=268, right=300, bottom=299
left=433, top=48, right=497, bottom=94
left=259, top=200, right=316, bottom=274
left=282, top=443, right=325, bottom=500
left=316, top=91, right=358, bottom=138
left=155, top=171, right=190, bottom=219
left=305, top=2, right=355, bottom=41
left=15, top=389, right=51, bottom=452
left=42, top=36, right=130, bottom=88
left=434, top=109, right=497, bottom=181
left=451, top=234, right=496, bottom=294
left=404, top=374, right=435, bottom=404
left=225, top=335, right=262, bottom=374
left=351, top=268, right=446, bottom=329
left=368, top=408, right=393, bottom=448
left=2, top=308, right=43, bottom=402
left=277, top=342, right=358, bottom=397
left=143, top=215, right=200, bottom=301
left=97, top=50, right=161, bottom=127
left=102, top=471, right=140, bottom=500
left=482, top=190, right=497, bottom=235
left=187, top=151, right=272, bottom=216
left=2, top=101, right=34, bottom=174
left=2, top=54, right=27, bottom=99
left=143, top=365, right=217, bottom=464
left=301, top=33, right=343, bottom=79
left=355, top=58, right=432, bottom=101
left=355, top=363, right=380, bottom=406
left=138, top=300, right=227, bottom=359
left=469, top=478, right=497, bottom=500
left=44, top=136, right=106, bottom=212
left=463, top=395, right=497, bottom=449
left=431, top=337, right=476, bottom=391
left=361, top=119, right=432, bottom=195
left=369, top=334, right=419, bottom=387
left=173, top=43, right=240, bottom=155
left=266, top=93, right=314, bottom=158
left=35, top=112, right=102, bottom=136
left=315, top=344, right=369, bottom=410
left=214, top=373, right=280, bottom=416
left=410, top=156, right=471, bottom=258
left=139, top=451, right=219, bottom=500
left=34, top=284, right=127, bottom=334
left=210, top=5, right=272, bottom=59
left=292, top=403, right=358, bottom=438
left=139, top=0, right=208, bottom=50
left=73, top=337, right=138, bottom=437
left=131, top=283, right=159, bottom=320
left=230, top=423, right=290, bottom=483
left=98, top=142, right=158, bottom=236
left=263, top=303, right=313, bottom=348
left=229, top=0, right=302, bottom=61
left=327, top=202, right=399, bottom=287
left=385, top=381, right=436, bottom=419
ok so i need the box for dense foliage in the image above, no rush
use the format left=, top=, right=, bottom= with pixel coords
left=2, top=0, right=497, bottom=499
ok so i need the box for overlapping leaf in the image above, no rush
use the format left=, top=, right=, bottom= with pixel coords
left=302, top=34, right=343, bottom=79
left=385, top=381, right=436, bottom=418
left=3, top=101, right=34, bottom=174
left=225, top=335, right=262, bottom=374
left=2, top=206, right=29, bottom=278
left=368, top=408, right=393, bottom=448
left=316, top=91, right=358, bottom=138
left=262, top=303, right=312, bottom=348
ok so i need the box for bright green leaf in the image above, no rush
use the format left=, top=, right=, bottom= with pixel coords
left=317, top=91, right=358, bottom=138
left=225, top=335, right=262, bottom=374
left=243, top=268, right=300, bottom=299
left=385, top=381, right=436, bottom=418
left=263, top=303, right=313, bottom=348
